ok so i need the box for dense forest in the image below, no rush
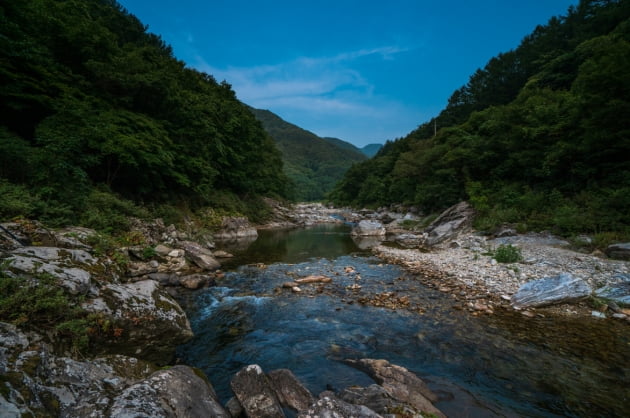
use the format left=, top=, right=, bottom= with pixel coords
left=250, top=108, right=366, bottom=201
left=0, top=0, right=290, bottom=229
left=329, top=0, right=630, bottom=236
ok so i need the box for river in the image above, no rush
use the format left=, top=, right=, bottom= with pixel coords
left=176, top=224, right=629, bottom=417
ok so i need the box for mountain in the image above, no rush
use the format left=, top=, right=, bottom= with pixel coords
left=360, top=144, right=383, bottom=157
left=250, top=108, right=366, bottom=201
left=330, top=0, right=630, bottom=236
left=0, top=0, right=289, bottom=229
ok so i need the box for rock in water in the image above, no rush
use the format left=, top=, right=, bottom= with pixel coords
left=268, top=369, right=315, bottom=412
left=231, top=364, right=285, bottom=418
left=298, top=392, right=381, bottom=418
left=511, top=273, right=592, bottom=309
left=109, top=366, right=229, bottom=417
left=344, top=358, right=445, bottom=417
left=351, top=220, right=386, bottom=236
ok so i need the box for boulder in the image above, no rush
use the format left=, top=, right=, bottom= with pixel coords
left=344, top=358, right=444, bottom=417
left=179, top=273, right=212, bottom=290
left=82, top=280, right=193, bottom=364
left=351, top=220, right=386, bottom=236
left=605, top=242, right=630, bottom=260
left=181, top=240, right=221, bottom=271
left=422, top=201, right=475, bottom=246
left=6, top=247, right=97, bottom=295
left=268, top=369, right=315, bottom=412
left=338, top=384, right=419, bottom=417
left=298, top=392, right=381, bottom=418
left=511, top=273, right=592, bottom=309
left=595, top=275, right=630, bottom=305
left=109, top=365, right=229, bottom=417
left=0, top=322, right=158, bottom=417
left=215, top=217, right=258, bottom=240
left=230, top=364, right=285, bottom=418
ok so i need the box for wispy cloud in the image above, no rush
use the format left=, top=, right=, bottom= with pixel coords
left=190, top=46, right=422, bottom=144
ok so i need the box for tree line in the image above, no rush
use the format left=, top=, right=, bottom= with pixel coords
left=329, top=0, right=630, bottom=236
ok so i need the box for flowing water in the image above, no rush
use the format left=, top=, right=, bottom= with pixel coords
left=176, top=224, right=630, bottom=417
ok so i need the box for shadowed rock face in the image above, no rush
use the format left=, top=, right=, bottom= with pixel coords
left=423, top=201, right=475, bottom=246
left=511, top=273, right=592, bottom=309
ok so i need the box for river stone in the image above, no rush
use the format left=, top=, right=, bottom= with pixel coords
left=268, top=369, right=315, bottom=412
left=344, top=358, right=444, bottom=417
left=338, top=384, right=418, bottom=417
left=215, top=217, right=258, bottom=239
left=180, top=240, right=221, bottom=271
left=231, top=364, right=285, bottom=418
left=298, top=392, right=381, bottom=418
left=422, top=201, right=474, bottom=246
left=82, top=280, right=193, bottom=364
left=109, top=365, right=229, bottom=417
left=351, top=220, right=386, bottom=236
left=605, top=242, right=630, bottom=260
left=595, top=276, right=630, bottom=305
left=511, top=273, right=592, bottom=309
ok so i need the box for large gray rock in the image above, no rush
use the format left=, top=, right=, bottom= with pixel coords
left=268, top=369, right=315, bottom=412
left=298, top=392, right=382, bottom=418
left=511, top=273, right=592, bottom=309
left=344, top=358, right=445, bottom=417
left=82, top=280, right=193, bottom=364
left=595, top=275, right=630, bottom=305
left=215, top=217, right=258, bottom=240
left=605, top=242, right=630, bottom=260
left=109, top=366, right=229, bottom=418
left=6, top=247, right=97, bottom=295
left=0, top=322, right=157, bottom=417
left=338, top=384, right=419, bottom=417
left=351, top=220, right=386, bottom=236
left=180, top=240, right=221, bottom=271
left=422, top=201, right=474, bottom=246
left=0, top=322, right=225, bottom=417
left=230, top=364, right=285, bottom=418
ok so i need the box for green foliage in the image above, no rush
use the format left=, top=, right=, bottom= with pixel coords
left=79, top=189, right=149, bottom=234
left=250, top=108, right=366, bottom=201
left=0, top=180, right=36, bottom=219
left=0, top=0, right=290, bottom=226
left=0, top=271, right=97, bottom=353
left=493, top=244, right=523, bottom=263
left=331, top=0, right=630, bottom=236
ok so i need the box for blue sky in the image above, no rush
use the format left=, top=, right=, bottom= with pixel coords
left=119, top=0, right=577, bottom=147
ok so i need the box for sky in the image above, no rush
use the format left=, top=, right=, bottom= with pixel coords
left=119, top=0, right=577, bottom=147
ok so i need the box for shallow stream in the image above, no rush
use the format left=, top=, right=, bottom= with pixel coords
left=176, top=224, right=629, bottom=417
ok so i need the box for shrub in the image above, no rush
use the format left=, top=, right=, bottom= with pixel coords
left=493, top=244, right=523, bottom=263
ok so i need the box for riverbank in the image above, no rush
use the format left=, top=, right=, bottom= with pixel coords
left=374, top=232, right=629, bottom=317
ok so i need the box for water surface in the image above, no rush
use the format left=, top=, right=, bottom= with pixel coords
left=177, top=224, right=630, bottom=417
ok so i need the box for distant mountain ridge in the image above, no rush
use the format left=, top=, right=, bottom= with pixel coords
left=249, top=108, right=367, bottom=201
left=360, top=143, right=382, bottom=157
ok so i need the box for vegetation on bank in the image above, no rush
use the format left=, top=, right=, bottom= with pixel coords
left=0, top=0, right=289, bottom=231
left=329, top=0, right=630, bottom=238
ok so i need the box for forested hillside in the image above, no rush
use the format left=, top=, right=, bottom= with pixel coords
left=0, top=0, right=289, bottom=229
left=330, top=0, right=630, bottom=236
left=250, top=108, right=366, bottom=201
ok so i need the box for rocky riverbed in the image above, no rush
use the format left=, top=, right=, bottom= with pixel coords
left=1, top=200, right=628, bottom=417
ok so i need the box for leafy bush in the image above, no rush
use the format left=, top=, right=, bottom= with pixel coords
left=493, top=244, right=523, bottom=263
left=0, top=180, right=36, bottom=220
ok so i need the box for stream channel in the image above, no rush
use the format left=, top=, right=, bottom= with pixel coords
left=176, top=223, right=629, bottom=417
